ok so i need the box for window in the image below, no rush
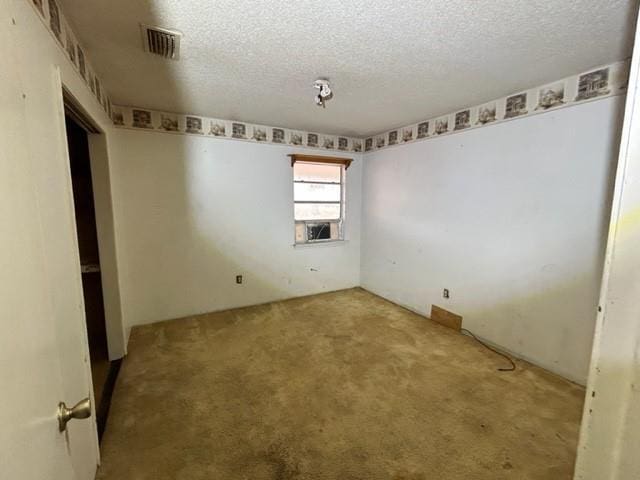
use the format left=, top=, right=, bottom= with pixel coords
left=292, top=160, right=346, bottom=244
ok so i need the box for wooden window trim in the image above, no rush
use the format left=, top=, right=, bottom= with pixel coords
left=288, top=153, right=352, bottom=169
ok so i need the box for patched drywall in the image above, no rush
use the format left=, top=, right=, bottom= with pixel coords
left=108, top=129, right=362, bottom=328
left=360, top=96, right=625, bottom=384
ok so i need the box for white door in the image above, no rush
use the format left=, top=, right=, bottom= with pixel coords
left=0, top=3, right=99, bottom=479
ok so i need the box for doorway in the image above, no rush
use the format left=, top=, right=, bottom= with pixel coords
left=64, top=112, right=120, bottom=441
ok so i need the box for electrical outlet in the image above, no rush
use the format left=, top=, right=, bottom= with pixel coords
left=443, top=288, right=450, bottom=299
left=236, top=275, right=243, bottom=284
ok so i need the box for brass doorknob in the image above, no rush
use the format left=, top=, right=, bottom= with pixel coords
left=58, top=398, right=91, bottom=432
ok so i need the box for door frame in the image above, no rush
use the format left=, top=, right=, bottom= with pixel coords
left=60, top=82, right=127, bottom=362
left=54, top=67, right=127, bottom=472
left=573, top=7, right=640, bottom=478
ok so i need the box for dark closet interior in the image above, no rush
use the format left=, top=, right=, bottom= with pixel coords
left=65, top=114, right=115, bottom=440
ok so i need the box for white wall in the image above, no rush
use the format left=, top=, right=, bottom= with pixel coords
left=108, top=129, right=362, bottom=329
left=360, top=97, right=624, bottom=384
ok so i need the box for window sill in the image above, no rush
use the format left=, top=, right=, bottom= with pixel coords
left=293, top=240, right=348, bottom=249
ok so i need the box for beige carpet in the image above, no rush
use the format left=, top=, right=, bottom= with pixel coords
left=97, top=288, right=585, bottom=480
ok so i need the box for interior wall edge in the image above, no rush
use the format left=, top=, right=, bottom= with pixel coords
left=574, top=8, right=640, bottom=476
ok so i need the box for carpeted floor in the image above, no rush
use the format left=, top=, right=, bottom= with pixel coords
left=97, top=288, right=585, bottom=480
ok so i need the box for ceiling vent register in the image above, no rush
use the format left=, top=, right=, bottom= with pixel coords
left=140, top=24, right=182, bottom=60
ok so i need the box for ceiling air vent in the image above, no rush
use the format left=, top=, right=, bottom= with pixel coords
left=140, top=24, right=181, bottom=60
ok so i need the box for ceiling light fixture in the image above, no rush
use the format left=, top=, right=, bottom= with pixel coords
left=314, top=79, right=333, bottom=108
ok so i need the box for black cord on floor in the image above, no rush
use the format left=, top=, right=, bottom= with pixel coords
left=460, top=328, right=516, bottom=372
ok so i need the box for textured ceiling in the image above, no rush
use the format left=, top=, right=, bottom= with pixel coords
left=59, top=0, right=637, bottom=137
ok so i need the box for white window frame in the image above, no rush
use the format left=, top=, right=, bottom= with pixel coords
left=293, top=161, right=345, bottom=244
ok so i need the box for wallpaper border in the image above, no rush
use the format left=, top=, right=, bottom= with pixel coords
left=363, top=60, right=630, bottom=152
left=111, top=106, right=364, bottom=153
left=29, top=0, right=114, bottom=120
